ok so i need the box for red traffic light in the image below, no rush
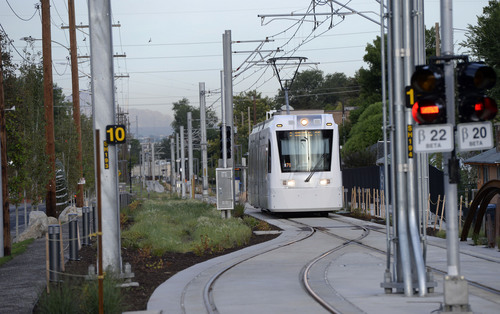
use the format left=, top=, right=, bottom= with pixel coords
left=460, top=95, right=498, bottom=122
left=412, top=99, right=446, bottom=124
left=457, top=62, right=497, bottom=122
left=411, top=64, right=447, bottom=124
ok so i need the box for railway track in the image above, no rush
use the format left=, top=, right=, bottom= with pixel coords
left=296, top=215, right=500, bottom=313
left=149, top=211, right=500, bottom=314
left=201, top=219, right=316, bottom=314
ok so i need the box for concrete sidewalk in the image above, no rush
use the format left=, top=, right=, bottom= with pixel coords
left=0, top=237, right=47, bottom=313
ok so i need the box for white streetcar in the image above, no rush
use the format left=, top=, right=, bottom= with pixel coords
left=248, top=112, right=343, bottom=213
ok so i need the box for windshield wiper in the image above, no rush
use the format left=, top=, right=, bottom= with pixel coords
left=304, top=153, right=326, bottom=182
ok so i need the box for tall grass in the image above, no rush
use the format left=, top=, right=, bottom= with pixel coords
left=36, top=275, right=123, bottom=314
left=122, top=196, right=252, bottom=255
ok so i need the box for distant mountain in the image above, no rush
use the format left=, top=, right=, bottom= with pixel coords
left=66, top=92, right=174, bottom=139
left=128, top=108, right=174, bottom=139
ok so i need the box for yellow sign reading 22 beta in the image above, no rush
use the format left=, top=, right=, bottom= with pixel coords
left=105, top=125, right=126, bottom=144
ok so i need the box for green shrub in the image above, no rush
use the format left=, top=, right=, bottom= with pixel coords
left=242, top=216, right=260, bottom=229
left=435, top=229, right=446, bottom=239
left=233, top=204, right=245, bottom=218
left=121, top=198, right=253, bottom=255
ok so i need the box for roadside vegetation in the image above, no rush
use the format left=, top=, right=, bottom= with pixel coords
left=35, top=191, right=272, bottom=312
left=0, top=238, right=34, bottom=266
left=121, top=194, right=259, bottom=256
left=36, top=275, right=123, bottom=314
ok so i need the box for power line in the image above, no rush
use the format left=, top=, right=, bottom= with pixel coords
left=120, top=41, right=220, bottom=47
left=5, top=1, right=39, bottom=22
left=126, top=54, right=220, bottom=60
left=129, top=68, right=220, bottom=74
left=0, top=23, right=29, bottom=63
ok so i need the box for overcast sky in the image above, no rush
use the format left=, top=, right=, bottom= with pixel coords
left=0, top=0, right=491, bottom=118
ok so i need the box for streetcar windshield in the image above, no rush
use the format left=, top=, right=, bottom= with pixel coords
left=277, top=129, right=333, bottom=173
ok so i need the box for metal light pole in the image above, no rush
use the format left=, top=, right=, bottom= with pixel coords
left=188, top=112, right=194, bottom=198
left=199, top=82, right=209, bottom=201
left=170, top=137, right=176, bottom=192
left=180, top=126, right=186, bottom=198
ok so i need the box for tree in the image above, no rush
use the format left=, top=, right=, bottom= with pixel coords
left=171, top=97, right=218, bottom=135
left=3, top=43, right=48, bottom=211
left=425, top=26, right=438, bottom=59
left=320, top=72, right=359, bottom=110
left=355, top=35, right=386, bottom=98
left=343, top=102, right=384, bottom=154
left=276, top=69, right=324, bottom=110
left=233, top=90, right=275, bottom=155
left=159, top=98, right=219, bottom=178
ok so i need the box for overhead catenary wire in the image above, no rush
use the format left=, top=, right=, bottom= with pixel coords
left=1, top=1, right=376, bottom=114
left=5, top=0, right=39, bottom=22
left=232, top=1, right=358, bottom=95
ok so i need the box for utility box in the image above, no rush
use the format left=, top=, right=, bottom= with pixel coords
left=216, top=168, right=234, bottom=210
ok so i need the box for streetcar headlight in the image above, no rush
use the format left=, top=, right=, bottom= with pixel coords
left=319, top=179, right=330, bottom=186
left=300, top=118, right=309, bottom=126
left=283, top=179, right=295, bottom=187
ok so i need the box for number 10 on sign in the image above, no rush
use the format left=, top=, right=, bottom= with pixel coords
left=105, top=125, right=126, bottom=144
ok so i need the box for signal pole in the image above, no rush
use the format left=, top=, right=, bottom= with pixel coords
left=441, top=0, right=471, bottom=311
left=222, top=30, right=234, bottom=168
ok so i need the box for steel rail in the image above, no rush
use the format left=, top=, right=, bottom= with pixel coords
left=197, top=221, right=316, bottom=314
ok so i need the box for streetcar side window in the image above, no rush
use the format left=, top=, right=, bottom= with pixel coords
left=276, top=130, right=333, bottom=173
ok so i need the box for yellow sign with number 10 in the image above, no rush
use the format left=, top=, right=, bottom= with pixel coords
left=105, top=125, right=126, bottom=144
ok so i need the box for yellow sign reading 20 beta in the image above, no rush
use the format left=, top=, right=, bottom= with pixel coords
left=105, top=125, right=126, bottom=144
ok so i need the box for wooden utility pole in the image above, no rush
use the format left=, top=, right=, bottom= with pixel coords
left=41, top=0, right=57, bottom=217
left=253, top=95, right=256, bottom=125
left=68, top=0, right=84, bottom=207
left=0, top=40, right=11, bottom=256
left=435, top=22, right=441, bottom=57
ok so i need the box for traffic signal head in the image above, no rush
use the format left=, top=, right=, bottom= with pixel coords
left=457, top=62, right=497, bottom=122
left=411, top=65, right=447, bottom=124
